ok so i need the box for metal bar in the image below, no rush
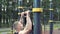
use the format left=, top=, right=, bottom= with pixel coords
left=33, top=0, right=42, bottom=34
left=49, top=0, right=53, bottom=34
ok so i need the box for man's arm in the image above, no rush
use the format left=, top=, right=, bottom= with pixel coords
left=19, top=12, right=24, bottom=24
left=23, top=11, right=32, bottom=33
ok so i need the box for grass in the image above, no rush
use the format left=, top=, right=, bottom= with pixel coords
left=42, top=24, right=60, bottom=31
left=0, top=31, right=13, bottom=34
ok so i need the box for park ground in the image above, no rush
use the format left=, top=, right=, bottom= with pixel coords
left=0, top=24, right=60, bottom=34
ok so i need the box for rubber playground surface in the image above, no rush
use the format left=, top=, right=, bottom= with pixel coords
left=42, top=29, right=60, bottom=34
left=0, top=24, right=60, bottom=34
left=0, top=29, right=60, bottom=34
left=42, top=24, right=60, bottom=34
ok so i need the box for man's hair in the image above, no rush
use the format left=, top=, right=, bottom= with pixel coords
left=13, top=21, right=19, bottom=29
left=13, top=21, right=24, bottom=30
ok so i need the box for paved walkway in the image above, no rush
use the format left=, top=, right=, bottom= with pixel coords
left=0, top=28, right=11, bottom=31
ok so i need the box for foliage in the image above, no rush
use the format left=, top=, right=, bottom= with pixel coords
left=0, top=0, right=60, bottom=27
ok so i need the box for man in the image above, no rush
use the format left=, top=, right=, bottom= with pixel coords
left=13, top=10, right=32, bottom=34
left=0, top=13, right=2, bottom=27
